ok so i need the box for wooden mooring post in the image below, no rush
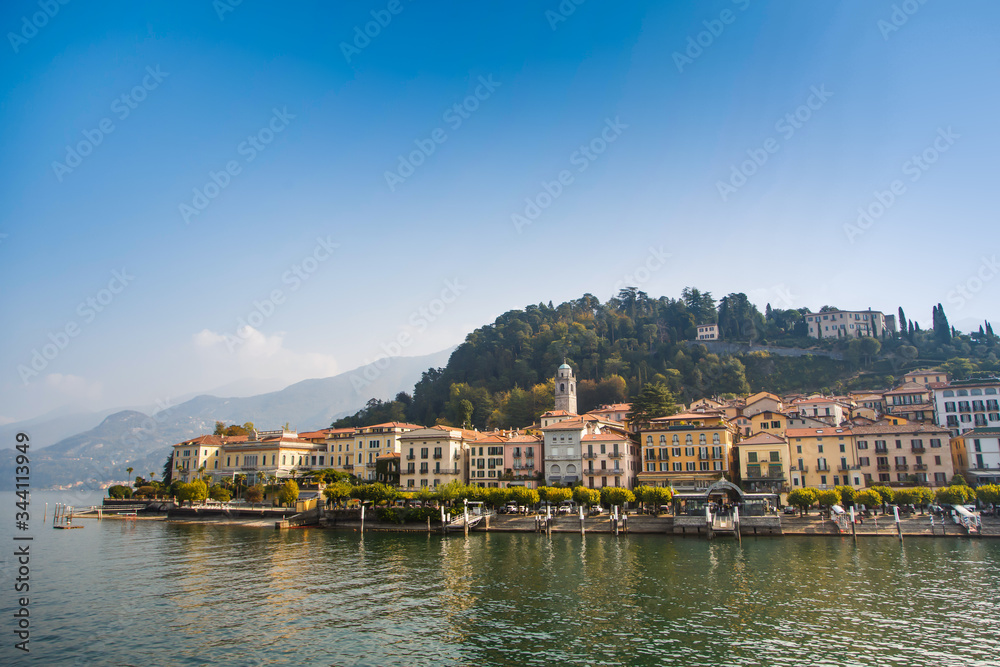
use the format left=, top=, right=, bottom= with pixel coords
left=851, top=506, right=857, bottom=543
left=894, top=506, right=903, bottom=543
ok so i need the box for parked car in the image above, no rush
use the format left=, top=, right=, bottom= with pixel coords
left=782, top=506, right=798, bottom=515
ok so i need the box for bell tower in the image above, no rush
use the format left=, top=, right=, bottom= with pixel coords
left=554, top=361, right=577, bottom=414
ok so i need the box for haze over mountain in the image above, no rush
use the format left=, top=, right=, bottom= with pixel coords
left=0, top=349, right=452, bottom=489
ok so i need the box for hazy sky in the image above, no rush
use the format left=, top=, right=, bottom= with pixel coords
left=2, top=1, right=998, bottom=425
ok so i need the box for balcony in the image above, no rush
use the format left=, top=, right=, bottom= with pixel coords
left=914, top=464, right=928, bottom=471
left=895, top=464, right=909, bottom=471
left=609, top=452, right=623, bottom=459
left=911, top=446, right=925, bottom=454
left=433, top=454, right=442, bottom=459
left=877, top=464, right=890, bottom=471
left=837, top=465, right=859, bottom=472
left=875, top=447, right=888, bottom=454
left=437, top=468, right=461, bottom=475
left=406, top=455, right=415, bottom=460
left=815, top=465, right=831, bottom=472
left=584, top=452, right=597, bottom=459
left=790, top=466, right=808, bottom=473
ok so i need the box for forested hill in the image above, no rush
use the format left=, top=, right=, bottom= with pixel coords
left=333, top=288, right=999, bottom=431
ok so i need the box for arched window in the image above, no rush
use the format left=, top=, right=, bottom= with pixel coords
left=672, top=435, right=679, bottom=444
left=646, top=435, right=653, bottom=445
left=713, top=434, right=720, bottom=444
left=943, top=390, right=954, bottom=397
left=699, top=434, right=706, bottom=445
left=685, top=435, right=693, bottom=445
left=551, top=464, right=562, bottom=475
left=566, top=464, right=576, bottom=474
left=660, top=435, right=666, bottom=444
left=560, top=383, right=565, bottom=392
left=281, top=455, right=286, bottom=465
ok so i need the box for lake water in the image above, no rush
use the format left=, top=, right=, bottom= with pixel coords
left=2, top=491, right=999, bottom=666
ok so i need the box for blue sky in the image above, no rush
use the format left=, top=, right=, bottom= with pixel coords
left=1, top=0, right=998, bottom=424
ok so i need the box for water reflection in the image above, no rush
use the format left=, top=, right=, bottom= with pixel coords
left=6, top=509, right=1000, bottom=667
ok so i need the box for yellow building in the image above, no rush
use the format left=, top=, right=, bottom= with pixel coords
left=785, top=426, right=859, bottom=490
left=172, top=435, right=238, bottom=482
left=217, top=429, right=323, bottom=485
left=353, top=422, right=423, bottom=481
left=637, top=412, right=738, bottom=492
left=749, top=411, right=789, bottom=438
left=324, top=427, right=358, bottom=476
left=736, top=432, right=790, bottom=495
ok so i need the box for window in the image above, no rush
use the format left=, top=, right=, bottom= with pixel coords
left=686, top=462, right=696, bottom=471
left=673, top=462, right=682, bottom=471
left=672, top=447, right=681, bottom=457
left=748, top=452, right=758, bottom=463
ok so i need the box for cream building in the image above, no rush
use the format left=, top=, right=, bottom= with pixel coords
left=353, top=422, right=423, bottom=481
left=853, top=422, right=952, bottom=487
left=785, top=426, right=859, bottom=490
left=399, top=426, right=478, bottom=489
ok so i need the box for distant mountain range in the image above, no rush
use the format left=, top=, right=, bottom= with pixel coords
left=0, top=349, right=453, bottom=490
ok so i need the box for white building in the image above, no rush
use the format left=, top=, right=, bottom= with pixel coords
left=804, top=309, right=888, bottom=339
left=951, top=427, right=1000, bottom=486
left=932, top=378, right=1000, bottom=436
left=695, top=323, right=719, bottom=341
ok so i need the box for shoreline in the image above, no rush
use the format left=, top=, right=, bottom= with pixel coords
left=140, top=511, right=998, bottom=538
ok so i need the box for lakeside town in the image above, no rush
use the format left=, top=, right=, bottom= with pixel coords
left=119, top=340, right=1000, bottom=532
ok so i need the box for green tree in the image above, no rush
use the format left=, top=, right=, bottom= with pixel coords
left=834, top=485, right=856, bottom=507
left=189, top=479, right=208, bottom=505
left=135, top=485, right=156, bottom=498
left=323, top=481, right=354, bottom=507
left=485, top=487, right=511, bottom=509
left=126, top=466, right=133, bottom=481
left=572, top=486, right=601, bottom=508
left=546, top=487, right=573, bottom=504
left=816, top=488, right=841, bottom=510
left=175, top=482, right=194, bottom=505
left=787, top=487, right=817, bottom=516
left=107, top=485, right=133, bottom=499
left=601, top=487, right=635, bottom=508
left=209, top=485, right=231, bottom=502
left=870, top=485, right=895, bottom=507
left=936, top=485, right=975, bottom=505
left=278, top=479, right=300, bottom=507
left=855, top=488, right=882, bottom=510
left=975, top=484, right=1000, bottom=505
left=914, top=486, right=935, bottom=509
left=509, top=486, right=539, bottom=509
left=245, top=484, right=264, bottom=504
left=626, top=382, right=677, bottom=428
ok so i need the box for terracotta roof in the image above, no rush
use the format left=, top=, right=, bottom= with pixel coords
left=581, top=433, right=630, bottom=441
left=851, top=423, right=950, bottom=435
left=540, top=419, right=586, bottom=431
left=376, top=451, right=400, bottom=459
left=738, top=432, right=787, bottom=446
left=651, top=411, right=724, bottom=422
left=785, top=427, right=853, bottom=437
left=507, top=434, right=542, bottom=443
left=361, top=422, right=424, bottom=430
left=884, top=382, right=930, bottom=395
